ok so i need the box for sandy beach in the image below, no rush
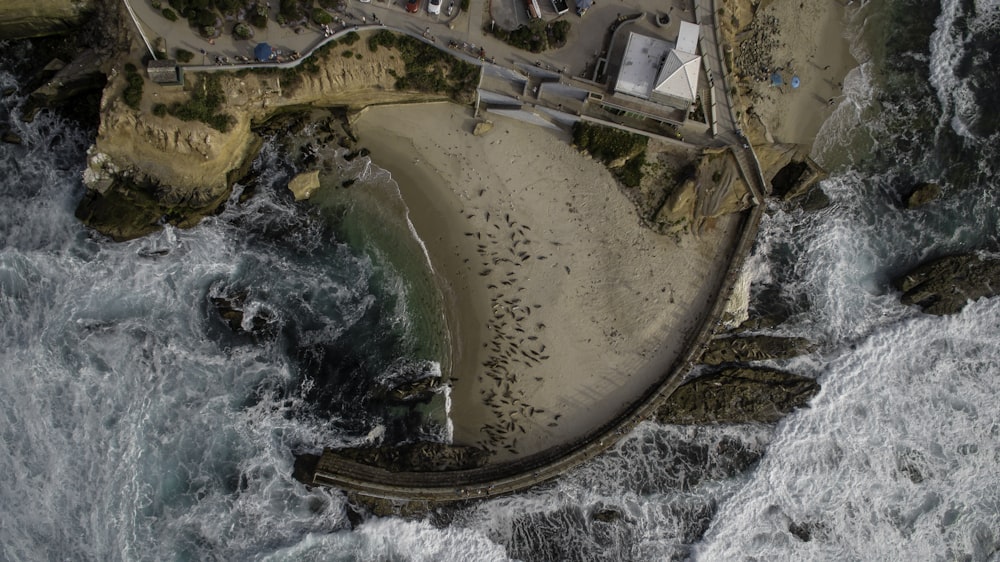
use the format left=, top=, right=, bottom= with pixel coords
left=354, top=103, right=742, bottom=461
left=728, top=0, right=857, bottom=149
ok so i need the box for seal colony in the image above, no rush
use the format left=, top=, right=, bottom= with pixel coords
left=354, top=103, right=744, bottom=462
left=1, top=0, right=860, bottom=507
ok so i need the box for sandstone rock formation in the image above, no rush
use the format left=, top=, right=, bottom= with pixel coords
left=78, top=34, right=461, bottom=240
left=894, top=253, right=1000, bottom=315
left=651, top=148, right=753, bottom=235
left=287, top=170, right=321, bottom=201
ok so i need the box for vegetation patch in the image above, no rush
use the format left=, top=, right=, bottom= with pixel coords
left=166, top=73, right=235, bottom=132
left=339, top=31, right=360, bottom=46
left=175, top=48, right=195, bottom=63
left=122, top=63, right=144, bottom=110
left=485, top=20, right=570, bottom=53
left=572, top=122, right=649, bottom=187
left=366, top=30, right=479, bottom=100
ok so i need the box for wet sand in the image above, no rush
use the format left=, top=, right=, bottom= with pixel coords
left=354, top=102, right=742, bottom=461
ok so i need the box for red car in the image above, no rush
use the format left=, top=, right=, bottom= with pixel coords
left=406, top=0, right=420, bottom=12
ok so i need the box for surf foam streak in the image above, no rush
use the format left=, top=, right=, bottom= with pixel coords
left=694, top=300, right=1000, bottom=560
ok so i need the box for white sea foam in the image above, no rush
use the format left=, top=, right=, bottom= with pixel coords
left=694, top=300, right=1000, bottom=560
left=928, top=0, right=981, bottom=140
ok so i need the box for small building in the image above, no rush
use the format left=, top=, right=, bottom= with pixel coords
left=676, top=20, right=700, bottom=55
left=613, top=28, right=702, bottom=110
left=146, top=59, right=181, bottom=85
left=650, top=50, right=700, bottom=107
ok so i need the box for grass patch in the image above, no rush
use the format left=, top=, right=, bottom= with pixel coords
left=166, top=73, right=235, bottom=132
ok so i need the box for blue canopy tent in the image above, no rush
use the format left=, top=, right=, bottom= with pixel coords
left=576, top=0, right=592, bottom=15
left=791, top=75, right=801, bottom=88
left=254, top=43, right=273, bottom=62
left=770, top=72, right=783, bottom=86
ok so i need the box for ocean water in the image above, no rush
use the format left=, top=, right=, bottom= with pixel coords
left=2, top=0, right=1000, bottom=559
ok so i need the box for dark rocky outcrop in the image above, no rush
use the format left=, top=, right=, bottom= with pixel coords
left=383, top=376, right=444, bottom=404
left=799, top=185, right=830, bottom=212
left=894, top=253, right=1000, bottom=315
left=769, top=157, right=827, bottom=203
left=700, top=334, right=816, bottom=365
left=1, top=130, right=23, bottom=145
left=591, top=508, right=623, bottom=523
left=332, top=441, right=490, bottom=473
left=209, top=290, right=275, bottom=340
left=656, top=367, right=820, bottom=424
left=75, top=176, right=231, bottom=241
left=904, top=181, right=941, bottom=209
left=22, top=49, right=107, bottom=123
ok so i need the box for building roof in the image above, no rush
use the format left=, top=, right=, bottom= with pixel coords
left=146, top=59, right=180, bottom=84
left=614, top=32, right=673, bottom=100
left=653, top=50, right=700, bottom=103
left=676, top=20, right=700, bottom=54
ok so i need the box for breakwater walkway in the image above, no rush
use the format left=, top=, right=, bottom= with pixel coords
left=302, top=198, right=764, bottom=505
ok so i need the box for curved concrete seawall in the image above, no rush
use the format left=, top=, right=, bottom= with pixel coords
left=301, top=199, right=764, bottom=505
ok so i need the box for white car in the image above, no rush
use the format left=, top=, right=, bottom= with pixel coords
left=428, top=0, right=441, bottom=14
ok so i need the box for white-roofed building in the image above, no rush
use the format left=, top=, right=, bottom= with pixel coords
left=613, top=33, right=673, bottom=100
left=676, top=21, right=700, bottom=55
left=651, top=50, right=701, bottom=107
left=612, top=28, right=702, bottom=110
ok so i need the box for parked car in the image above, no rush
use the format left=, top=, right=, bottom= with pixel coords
left=406, top=0, right=420, bottom=12
left=428, top=0, right=441, bottom=14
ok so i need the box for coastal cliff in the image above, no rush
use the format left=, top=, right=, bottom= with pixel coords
left=78, top=32, right=471, bottom=239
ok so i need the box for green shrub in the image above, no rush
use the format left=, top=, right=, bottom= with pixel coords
left=175, top=48, right=194, bottom=63
left=550, top=20, right=570, bottom=44
left=233, top=22, right=252, bottom=39
left=162, top=7, right=178, bottom=20
left=252, top=12, right=268, bottom=27
left=195, top=8, right=217, bottom=26
left=460, top=0, right=469, bottom=10
left=339, top=31, right=360, bottom=45
left=122, top=64, right=143, bottom=110
left=342, top=50, right=353, bottom=58
left=312, top=9, right=332, bottom=25
left=152, top=103, right=168, bottom=117
left=279, top=0, right=299, bottom=20
left=152, top=0, right=162, bottom=8
left=201, top=25, right=216, bottom=37
left=368, top=29, right=396, bottom=52
left=617, top=152, right=645, bottom=187
left=167, top=74, right=235, bottom=132
left=571, top=121, right=647, bottom=165
left=213, top=0, right=240, bottom=13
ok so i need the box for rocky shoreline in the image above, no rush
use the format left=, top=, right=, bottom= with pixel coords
left=8, top=0, right=999, bottom=518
